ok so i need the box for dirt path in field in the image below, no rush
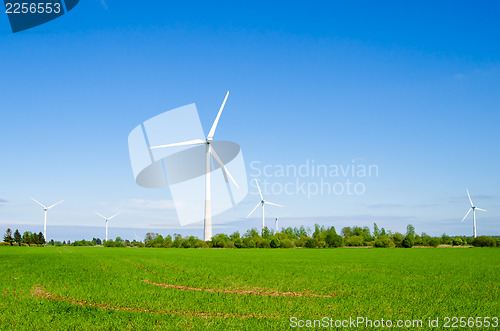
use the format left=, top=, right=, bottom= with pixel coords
left=120, top=258, right=334, bottom=298
left=30, top=284, right=277, bottom=319
left=143, top=280, right=334, bottom=298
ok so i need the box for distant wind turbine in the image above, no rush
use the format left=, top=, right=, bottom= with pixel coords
left=95, top=212, right=121, bottom=241
left=461, top=189, right=487, bottom=238
left=31, top=197, right=64, bottom=241
left=149, top=91, right=239, bottom=241
left=247, top=179, right=283, bottom=230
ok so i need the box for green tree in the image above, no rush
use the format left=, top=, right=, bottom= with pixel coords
left=441, top=233, right=451, bottom=245
left=428, top=237, right=440, bottom=247
left=3, top=228, right=14, bottom=246
left=234, top=237, right=243, bottom=248
left=401, top=235, right=414, bottom=248
left=22, top=231, right=33, bottom=246
left=380, top=228, right=387, bottom=236
left=391, top=232, right=405, bottom=248
left=230, top=231, right=240, bottom=241
left=341, top=227, right=352, bottom=238
left=472, top=236, right=496, bottom=247
left=261, top=226, right=272, bottom=239
left=374, top=236, right=395, bottom=248
left=38, top=232, right=46, bottom=245
left=212, top=233, right=230, bottom=248
left=32, top=232, right=40, bottom=245
left=270, top=238, right=280, bottom=248
left=373, top=223, right=380, bottom=239
left=401, top=224, right=415, bottom=248
left=244, top=228, right=259, bottom=238
left=324, top=227, right=343, bottom=248
left=14, top=229, right=21, bottom=246
left=406, top=224, right=415, bottom=237
left=305, top=238, right=318, bottom=248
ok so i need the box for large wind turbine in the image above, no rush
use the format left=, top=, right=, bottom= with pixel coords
left=247, top=179, right=283, bottom=230
left=149, top=91, right=239, bottom=241
left=31, top=198, right=64, bottom=241
left=461, top=189, right=487, bottom=238
left=95, top=212, right=121, bottom=241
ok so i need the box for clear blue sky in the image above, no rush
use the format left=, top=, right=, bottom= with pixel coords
left=1, top=0, right=499, bottom=241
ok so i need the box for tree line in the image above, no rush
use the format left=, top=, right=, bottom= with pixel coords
left=2, top=228, right=45, bottom=246
left=141, top=223, right=499, bottom=249
left=3, top=224, right=499, bottom=248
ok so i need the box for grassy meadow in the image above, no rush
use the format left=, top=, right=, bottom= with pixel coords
left=0, top=247, right=499, bottom=330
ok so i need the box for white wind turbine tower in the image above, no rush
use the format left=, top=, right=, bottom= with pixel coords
left=31, top=198, right=64, bottom=241
left=267, top=208, right=280, bottom=233
left=149, top=91, right=239, bottom=241
left=95, top=212, right=121, bottom=242
left=247, top=179, right=284, bottom=230
left=461, top=189, right=487, bottom=238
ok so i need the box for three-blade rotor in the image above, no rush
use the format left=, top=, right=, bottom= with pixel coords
left=461, top=189, right=487, bottom=223
left=95, top=211, right=121, bottom=221
left=31, top=197, right=63, bottom=210
left=148, top=91, right=238, bottom=188
left=246, top=179, right=284, bottom=218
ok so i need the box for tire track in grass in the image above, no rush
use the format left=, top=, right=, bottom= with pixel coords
left=30, top=284, right=278, bottom=319
left=121, top=258, right=335, bottom=298
left=143, top=280, right=335, bottom=298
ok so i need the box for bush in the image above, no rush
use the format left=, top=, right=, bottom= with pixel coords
left=280, top=239, right=294, bottom=248
left=104, top=240, right=124, bottom=247
left=234, top=238, right=243, bottom=248
left=211, top=234, right=230, bottom=248
left=452, top=238, right=463, bottom=246
left=345, top=236, right=363, bottom=247
left=428, top=237, right=440, bottom=247
left=325, top=233, right=344, bottom=248
left=243, top=238, right=256, bottom=248
left=401, top=235, right=414, bottom=248
left=304, top=238, right=318, bottom=248
left=258, top=239, right=271, bottom=248
left=270, top=238, right=280, bottom=248
left=472, top=236, right=496, bottom=247
left=392, top=233, right=405, bottom=248
left=294, top=238, right=305, bottom=247
left=374, top=237, right=394, bottom=248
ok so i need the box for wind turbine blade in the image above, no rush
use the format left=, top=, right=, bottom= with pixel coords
left=255, top=179, right=263, bottom=200
left=246, top=202, right=261, bottom=218
left=467, top=189, right=474, bottom=207
left=476, top=208, right=487, bottom=212
left=149, top=139, right=205, bottom=150
left=210, top=146, right=239, bottom=188
left=461, top=208, right=472, bottom=222
left=108, top=212, right=121, bottom=220
left=265, top=201, right=284, bottom=208
left=31, top=197, right=46, bottom=209
left=95, top=212, right=107, bottom=220
left=47, top=200, right=64, bottom=209
left=207, top=91, right=229, bottom=140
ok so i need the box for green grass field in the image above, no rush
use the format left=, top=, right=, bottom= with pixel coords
left=0, top=247, right=498, bottom=330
